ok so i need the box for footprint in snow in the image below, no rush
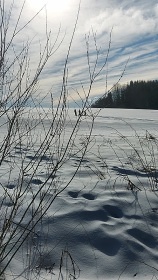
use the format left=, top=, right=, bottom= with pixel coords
left=102, top=204, right=123, bottom=218
left=82, top=192, right=96, bottom=200
left=68, top=191, right=79, bottom=198
left=5, top=184, right=16, bottom=189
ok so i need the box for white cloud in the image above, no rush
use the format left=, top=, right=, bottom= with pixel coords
left=3, top=0, right=158, bottom=106
left=84, top=6, right=158, bottom=43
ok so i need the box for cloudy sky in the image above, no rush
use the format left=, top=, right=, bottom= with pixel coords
left=5, top=0, right=158, bottom=107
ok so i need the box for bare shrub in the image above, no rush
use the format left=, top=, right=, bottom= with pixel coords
left=0, top=1, right=115, bottom=278
left=98, top=122, right=158, bottom=192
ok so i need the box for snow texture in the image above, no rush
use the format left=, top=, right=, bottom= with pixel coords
left=0, top=108, right=158, bottom=280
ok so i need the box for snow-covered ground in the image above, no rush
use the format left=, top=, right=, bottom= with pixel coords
left=1, top=108, right=158, bottom=280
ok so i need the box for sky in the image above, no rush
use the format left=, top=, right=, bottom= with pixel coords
left=4, top=0, right=158, bottom=107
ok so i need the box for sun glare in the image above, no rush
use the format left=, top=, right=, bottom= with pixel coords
left=29, top=0, right=71, bottom=17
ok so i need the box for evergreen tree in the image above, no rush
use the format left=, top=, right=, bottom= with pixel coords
left=91, top=80, right=158, bottom=110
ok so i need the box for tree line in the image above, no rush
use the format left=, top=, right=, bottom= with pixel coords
left=91, top=80, right=158, bottom=109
